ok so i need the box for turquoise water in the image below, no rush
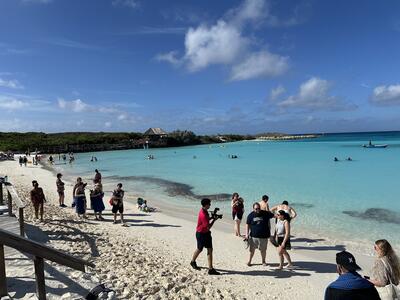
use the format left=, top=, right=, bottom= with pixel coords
left=54, top=131, right=400, bottom=251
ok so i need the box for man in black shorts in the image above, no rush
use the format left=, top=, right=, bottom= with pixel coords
left=111, top=183, right=127, bottom=226
left=190, top=198, right=220, bottom=275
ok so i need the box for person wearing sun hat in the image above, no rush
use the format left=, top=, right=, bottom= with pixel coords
left=324, top=251, right=380, bottom=299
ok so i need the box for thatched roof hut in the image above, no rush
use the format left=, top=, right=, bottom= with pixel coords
left=144, top=128, right=168, bottom=137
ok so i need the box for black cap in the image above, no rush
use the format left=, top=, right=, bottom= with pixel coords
left=336, top=251, right=361, bottom=271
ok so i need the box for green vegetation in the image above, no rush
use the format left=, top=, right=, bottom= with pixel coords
left=0, top=131, right=255, bottom=153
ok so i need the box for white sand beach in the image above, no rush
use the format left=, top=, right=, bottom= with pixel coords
left=1, top=159, right=377, bottom=299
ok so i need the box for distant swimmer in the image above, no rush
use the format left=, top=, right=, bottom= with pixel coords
left=347, top=157, right=352, bottom=161
left=334, top=157, right=339, bottom=162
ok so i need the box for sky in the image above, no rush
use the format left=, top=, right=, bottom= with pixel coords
left=0, top=0, right=400, bottom=134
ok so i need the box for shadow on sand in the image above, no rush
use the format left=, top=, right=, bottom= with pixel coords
left=7, top=261, right=89, bottom=298
left=218, top=260, right=337, bottom=278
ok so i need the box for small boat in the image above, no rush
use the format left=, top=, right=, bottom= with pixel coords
left=362, top=144, right=388, bottom=148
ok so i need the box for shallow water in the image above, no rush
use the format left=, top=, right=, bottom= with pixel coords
left=54, top=131, right=400, bottom=252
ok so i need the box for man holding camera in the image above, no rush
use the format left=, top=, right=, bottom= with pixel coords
left=190, top=198, right=221, bottom=275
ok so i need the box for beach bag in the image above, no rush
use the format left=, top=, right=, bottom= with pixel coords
left=380, top=258, right=400, bottom=300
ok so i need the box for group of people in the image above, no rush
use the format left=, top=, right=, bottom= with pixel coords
left=191, top=196, right=400, bottom=300
left=231, top=193, right=297, bottom=270
left=31, top=168, right=128, bottom=226
left=334, top=156, right=353, bottom=161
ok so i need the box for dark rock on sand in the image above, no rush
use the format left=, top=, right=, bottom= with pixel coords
left=343, top=208, right=400, bottom=225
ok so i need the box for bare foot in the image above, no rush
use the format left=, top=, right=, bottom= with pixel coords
left=285, top=264, right=294, bottom=269
left=247, top=262, right=252, bottom=267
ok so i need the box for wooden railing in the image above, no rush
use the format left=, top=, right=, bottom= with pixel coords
left=3, top=184, right=26, bottom=237
left=0, top=229, right=95, bottom=299
left=0, top=180, right=95, bottom=299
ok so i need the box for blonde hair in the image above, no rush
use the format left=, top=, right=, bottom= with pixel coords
left=375, top=239, right=400, bottom=282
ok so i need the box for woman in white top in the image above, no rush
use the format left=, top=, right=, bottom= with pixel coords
left=275, top=210, right=293, bottom=270
left=368, top=239, right=400, bottom=300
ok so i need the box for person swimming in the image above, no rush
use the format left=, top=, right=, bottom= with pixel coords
left=334, top=157, right=339, bottom=162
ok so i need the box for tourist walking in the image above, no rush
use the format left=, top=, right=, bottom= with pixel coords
left=245, top=202, right=274, bottom=266
left=231, top=192, right=244, bottom=236
left=271, top=200, right=297, bottom=220
left=73, top=177, right=87, bottom=219
left=90, top=180, right=105, bottom=220
left=259, top=194, right=270, bottom=211
left=275, top=210, right=293, bottom=269
left=30, top=180, right=46, bottom=222
left=111, top=183, right=126, bottom=225
left=325, top=251, right=380, bottom=299
left=368, top=239, right=400, bottom=300
left=190, top=198, right=220, bottom=275
left=23, top=156, right=27, bottom=166
left=18, top=156, right=23, bottom=166
left=56, top=173, right=66, bottom=207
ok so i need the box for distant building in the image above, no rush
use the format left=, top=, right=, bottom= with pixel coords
left=144, top=128, right=168, bottom=138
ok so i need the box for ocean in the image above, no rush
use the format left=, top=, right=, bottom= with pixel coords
left=54, top=131, right=400, bottom=253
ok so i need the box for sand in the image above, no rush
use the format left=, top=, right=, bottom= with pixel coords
left=0, top=159, right=377, bottom=299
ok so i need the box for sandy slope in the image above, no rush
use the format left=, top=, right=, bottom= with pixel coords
left=0, top=160, right=376, bottom=299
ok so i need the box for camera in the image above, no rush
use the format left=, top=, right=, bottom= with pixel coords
left=210, top=207, right=223, bottom=220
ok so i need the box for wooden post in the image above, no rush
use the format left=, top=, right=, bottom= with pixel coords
left=0, top=183, right=3, bottom=205
left=7, top=191, right=12, bottom=216
left=34, top=256, right=46, bottom=300
left=0, top=244, right=7, bottom=296
left=19, top=208, right=24, bottom=237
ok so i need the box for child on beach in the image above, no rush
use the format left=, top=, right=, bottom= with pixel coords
left=30, top=180, right=46, bottom=222
left=111, top=183, right=127, bottom=226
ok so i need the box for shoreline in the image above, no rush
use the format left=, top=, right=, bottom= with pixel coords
left=1, top=159, right=381, bottom=299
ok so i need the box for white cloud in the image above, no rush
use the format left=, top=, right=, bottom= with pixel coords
left=270, top=85, right=286, bottom=101
left=0, top=78, right=24, bottom=89
left=370, top=84, right=400, bottom=105
left=0, top=97, right=27, bottom=110
left=230, top=51, right=289, bottom=81
left=112, top=0, right=139, bottom=9
left=155, top=51, right=181, bottom=66
left=227, top=0, right=267, bottom=26
left=277, top=77, right=356, bottom=111
left=105, top=121, right=112, bottom=128
left=184, top=21, right=248, bottom=71
left=157, top=0, right=289, bottom=80
left=58, top=98, right=88, bottom=112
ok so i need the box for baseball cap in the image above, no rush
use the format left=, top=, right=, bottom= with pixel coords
left=336, top=251, right=361, bottom=271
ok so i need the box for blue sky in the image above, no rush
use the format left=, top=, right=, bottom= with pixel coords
left=1, top=0, right=400, bottom=134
